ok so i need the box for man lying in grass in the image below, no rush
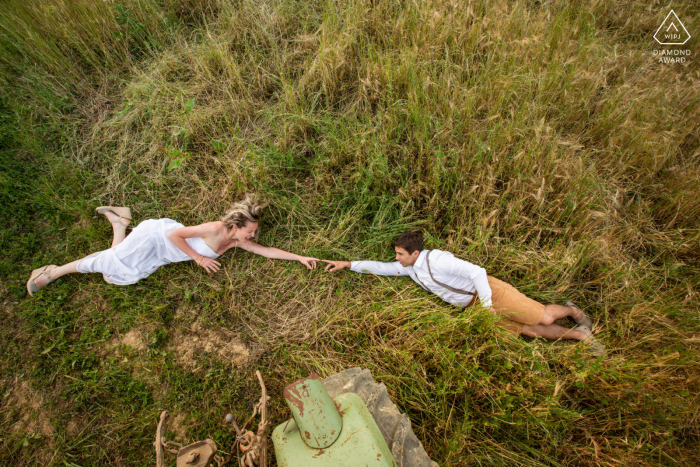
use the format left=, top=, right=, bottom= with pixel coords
left=322, top=231, right=605, bottom=356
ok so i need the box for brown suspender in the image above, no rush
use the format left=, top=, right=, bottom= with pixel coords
left=419, top=250, right=479, bottom=308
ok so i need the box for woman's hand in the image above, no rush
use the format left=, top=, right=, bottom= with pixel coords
left=197, top=256, right=221, bottom=273
left=298, top=256, right=320, bottom=270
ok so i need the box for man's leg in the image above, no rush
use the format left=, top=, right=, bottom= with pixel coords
left=487, top=276, right=604, bottom=353
left=540, top=304, right=586, bottom=325
left=521, top=322, right=606, bottom=355
left=521, top=323, right=586, bottom=341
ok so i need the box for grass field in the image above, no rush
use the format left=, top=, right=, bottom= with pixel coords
left=1, top=0, right=699, bottom=465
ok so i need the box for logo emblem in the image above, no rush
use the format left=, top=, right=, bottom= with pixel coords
left=654, top=10, right=691, bottom=45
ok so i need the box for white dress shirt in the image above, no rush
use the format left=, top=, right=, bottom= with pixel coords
left=350, top=249, right=493, bottom=308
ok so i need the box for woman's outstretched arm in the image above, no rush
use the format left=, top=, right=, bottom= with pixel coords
left=237, top=241, right=319, bottom=270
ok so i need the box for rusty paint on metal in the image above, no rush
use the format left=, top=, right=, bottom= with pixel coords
left=284, top=378, right=312, bottom=417
left=273, top=391, right=396, bottom=466
left=282, top=373, right=320, bottom=418
left=283, top=376, right=343, bottom=449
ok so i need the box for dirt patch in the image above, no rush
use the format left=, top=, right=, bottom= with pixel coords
left=120, top=329, right=147, bottom=351
left=3, top=379, right=54, bottom=438
left=170, top=322, right=250, bottom=369
left=107, top=329, right=147, bottom=354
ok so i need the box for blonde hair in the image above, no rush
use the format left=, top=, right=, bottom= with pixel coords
left=220, top=194, right=267, bottom=240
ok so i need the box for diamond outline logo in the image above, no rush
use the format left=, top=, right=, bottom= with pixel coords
left=654, top=10, right=691, bottom=45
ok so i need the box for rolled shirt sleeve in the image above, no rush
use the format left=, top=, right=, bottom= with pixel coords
left=350, top=260, right=410, bottom=276
left=432, top=252, right=493, bottom=308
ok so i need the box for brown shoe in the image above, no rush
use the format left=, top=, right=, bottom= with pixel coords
left=566, top=301, right=593, bottom=329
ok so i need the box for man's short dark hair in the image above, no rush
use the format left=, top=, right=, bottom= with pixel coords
left=395, top=231, right=424, bottom=254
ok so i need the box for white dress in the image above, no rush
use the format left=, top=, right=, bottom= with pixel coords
left=77, top=218, right=220, bottom=285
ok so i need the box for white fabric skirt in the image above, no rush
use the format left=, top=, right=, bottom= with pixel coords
left=77, top=218, right=220, bottom=285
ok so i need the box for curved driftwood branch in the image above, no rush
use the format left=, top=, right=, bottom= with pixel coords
left=154, top=411, right=169, bottom=467
left=255, top=370, right=268, bottom=467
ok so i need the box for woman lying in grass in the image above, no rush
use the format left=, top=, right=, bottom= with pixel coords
left=27, top=194, right=318, bottom=295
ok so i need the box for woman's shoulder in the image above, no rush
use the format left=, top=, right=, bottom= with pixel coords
left=207, top=220, right=226, bottom=231
left=183, top=220, right=224, bottom=229
left=190, top=220, right=220, bottom=229
left=164, top=220, right=225, bottom=237
left=197, top=221, right=227, bottom=235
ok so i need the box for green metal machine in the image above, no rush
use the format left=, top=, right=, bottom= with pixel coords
left=152, top=368, right=437, bottom=467
left=272, top=374, right=396, bottom=467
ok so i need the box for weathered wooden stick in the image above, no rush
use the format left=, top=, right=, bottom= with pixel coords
left=255, top=370, right=268, bottom=467
left=154, top=411, right=169, bottom=467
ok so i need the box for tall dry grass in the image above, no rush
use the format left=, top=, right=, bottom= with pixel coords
left=1, top=0, right=699, bottom=465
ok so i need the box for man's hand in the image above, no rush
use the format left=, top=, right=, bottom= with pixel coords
left=322, top=260, right=351, bottom=272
